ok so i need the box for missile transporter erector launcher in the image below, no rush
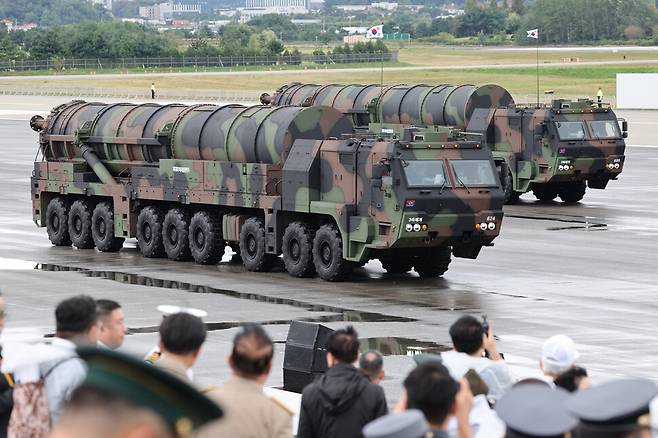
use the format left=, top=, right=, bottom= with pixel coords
left=30, top=100, right=504, bottom=281
left=262, top=83, right=627, bottom=204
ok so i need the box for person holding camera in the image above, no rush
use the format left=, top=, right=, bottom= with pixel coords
left=440, top=315, right=513, bottom=403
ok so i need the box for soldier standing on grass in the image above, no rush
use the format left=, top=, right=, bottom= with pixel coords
left=151, top=82, right=156, bottom=99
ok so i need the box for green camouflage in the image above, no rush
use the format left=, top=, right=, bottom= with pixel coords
left=30, top=100, right=504, bottom=281
left=266, top=82, right=626, bottom=204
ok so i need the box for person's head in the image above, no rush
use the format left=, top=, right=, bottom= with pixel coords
left=96, top=299, right=126, bottom=349
left=55, top=295, right=99, bottom=343
left=554, top=366, right=590, bottom=393
left=359, top=350, right=384, bottom=384
left=540, top=334, right=579, bottom=377
left=51, top=385, right=173, bottom=438
left=403, top=362, right=460, bottom=428
left=449, top=315, right=484, bottom=356
left=326, top=325, right=360, bottom=367
left=158, top=312, right=206, bottom=365
left=229, top=324, right=274, bottom=384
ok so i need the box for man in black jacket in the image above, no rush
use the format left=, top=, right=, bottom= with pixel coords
left=297, top=326, right=388, bottom=438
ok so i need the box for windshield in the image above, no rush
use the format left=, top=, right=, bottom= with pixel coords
left=555, top=121, right=586, bottom=140
left=403, top=160, right=447, bottom=187
left=588, top=120, right=621, bottom=139
left=450, top=160, right=498, bottom=187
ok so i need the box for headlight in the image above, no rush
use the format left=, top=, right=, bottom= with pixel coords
left=614, top=163, right=620, bottom=169
left=487, top=222, right=496, bottom=230
left=480, top=222, right=488, bottom=230
left=405, top=224, right=413, bottom=232
left=413, top=224, right=421, bottom=232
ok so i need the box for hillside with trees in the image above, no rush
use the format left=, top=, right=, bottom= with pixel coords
left=0, top=0, right=110, bottom=26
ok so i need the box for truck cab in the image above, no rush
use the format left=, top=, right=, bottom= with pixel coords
left=468, top=99, right=627, bottom=204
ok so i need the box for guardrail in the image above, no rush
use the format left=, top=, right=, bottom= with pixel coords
left=0, top=85, right=262, bottom=102
left=0, top=52, right=398, bottom=72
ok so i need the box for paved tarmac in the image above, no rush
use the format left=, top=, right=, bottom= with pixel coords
left=0, top=97, right=656, bottom=405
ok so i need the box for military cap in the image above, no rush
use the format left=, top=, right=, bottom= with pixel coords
left=412, top=353, right=443, bottom=364
left=495, top=383, right=578, bottom=437
left=566, top=378, right=658, bottom=435
left=363, top=410, right=430, bottom=438
left=77, top=347, right=222, bottom=437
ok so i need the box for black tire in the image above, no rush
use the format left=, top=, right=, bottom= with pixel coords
left=532, top=184, right=558, bottom=202
left=92, top=201, right=124, bottom=252
left=46, top=197, right=72, bottom=246
left=162, top=208, right=191, bottom=261
left=498, top=162, right=520, bottom=205
left=68, top=199, right=95, bottom=249
left=136, top=206, right=166, bottom=258
left=239, top=217, right=275, bottom=272
left=558, top=181, right=586, bottom=204
left=380, top=256, right=414, bottom=274
left=189, top=210, right=225, bottom=265
left=282, top=222, right=315, bottom=277
left=312, top=224, right=353, bottom=282
left=414, top=247, right=451, bottom=278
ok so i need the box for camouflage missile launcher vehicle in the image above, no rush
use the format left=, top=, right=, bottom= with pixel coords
left=262, top=83, right=627, bottom=204
left=30, top=101, right=504, bottom=281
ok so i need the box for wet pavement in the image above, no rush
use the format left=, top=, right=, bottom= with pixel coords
left=0, top=98, right=657, bottom=404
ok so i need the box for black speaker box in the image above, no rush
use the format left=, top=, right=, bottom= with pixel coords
left=283, top=321, right=334, bottom=393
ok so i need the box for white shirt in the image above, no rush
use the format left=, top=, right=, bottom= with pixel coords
left=440, top=350, right=513, bottom=402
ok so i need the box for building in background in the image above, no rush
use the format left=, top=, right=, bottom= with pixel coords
left=240, top=0, right=309, bottom=20
left=91, top=0, right=113, bottom=9
left=139, top=2, right=202, bottom=22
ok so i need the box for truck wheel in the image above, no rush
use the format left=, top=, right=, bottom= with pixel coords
left=380, top=255, right=414, bottom=274
left=189, top=210, right=225, bottom=265
left=414, top=247, right=451, bottom=278
left=68, top=199, right=95, bottom=249
left=499, top=163, right=520, bottom=205
left=92, top=201, right=124, bottom=252
left=312, top=224, right=353, bottom=281
left=163, top=208, right=191, bottom=261
left=282, top=222, right=315, bottom=277
left=137, top=206, right=166, bottom=258
left=558, top=181, right=586, bottom=204
left=532, top=184, right=558, bottom=202
left=46, top=197, right=72, bottom=246
left=239, top=217, right=275, bottom=272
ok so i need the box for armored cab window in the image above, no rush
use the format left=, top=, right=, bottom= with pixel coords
left=555, top=121, right=587, bottom=141
left=587, top=120, right=621, bottom=139
left=450, top=160, right=498, bottom=187
left=403, top=161, right=447, bottom=187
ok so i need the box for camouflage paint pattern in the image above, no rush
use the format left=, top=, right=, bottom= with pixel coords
left=31, top=100, right=504, bottom=275
left=267, top=82, right=625, bottom=201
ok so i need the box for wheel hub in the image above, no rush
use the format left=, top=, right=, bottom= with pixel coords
left=247, top=235, right=257, bottom=257
left=73, top=216, right=82, bottom=234
left=52, top=214, right=60, bottom=230
left=98, top=218, right=106, bottom=236
left=195, top=228, right=205, bottom=248
left=168, top=226, right=178, bottom=245
left=320, top=242, right=332, bottom=266
left=142, top=223, right=152, bottom=243
left=289, top=239, right=300, bottom=262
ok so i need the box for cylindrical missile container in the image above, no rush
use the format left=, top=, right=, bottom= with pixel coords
left=265, top=83, right=515, bottom=129
left=34, top=101, right=354, bottom=167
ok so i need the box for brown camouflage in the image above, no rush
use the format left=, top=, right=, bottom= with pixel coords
left=266, top=82, right=626, bottom=204
left=30, top=100, right=504, bottom=280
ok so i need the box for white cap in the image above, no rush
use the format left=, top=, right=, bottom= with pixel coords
left=156, top=305, right=208, bottom=318
left=541, top=335, right=579, bottom=375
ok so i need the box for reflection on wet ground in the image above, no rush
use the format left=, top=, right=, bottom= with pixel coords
left=507, top=214, right=608, bottom=231
left=360, top=337, right=450, bottom=357
left=36, top=263, right=416, bottom=325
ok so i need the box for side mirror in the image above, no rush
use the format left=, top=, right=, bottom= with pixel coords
left=623, top=132, right=628, bottom=139
left=622, top=120, right=628, bottom=132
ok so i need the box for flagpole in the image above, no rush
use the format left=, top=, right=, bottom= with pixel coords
left=379, top=22, right=384, bottom=113
left=536, top=33, right=539, bottom=107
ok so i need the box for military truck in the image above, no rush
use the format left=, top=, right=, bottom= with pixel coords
left=30, top=101, right=504, bottom=281
left=261, top=83, right=627, bottom=204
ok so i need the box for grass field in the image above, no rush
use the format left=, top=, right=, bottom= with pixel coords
left=1, top=45, right=657, bottom=100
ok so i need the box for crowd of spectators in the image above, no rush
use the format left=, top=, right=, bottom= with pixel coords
left=0, top=293, right=655, bottom=438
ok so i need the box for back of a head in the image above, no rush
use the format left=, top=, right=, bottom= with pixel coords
left=231, top=324, right=274, bottom=377
left=327, top=326, right=360, bottom=364
left=96, top=299, right=120, bottom=320
left=56, top=295, right=98, bottom=336
left=542, top=334, right=579, bottom=376
left=449, top=315, right=484, bottom=355
left=359, top=350, right=383, bottom=380
left=404, top=362, right=460, bottom=426
left=159, top=313, right=207, bottom=355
